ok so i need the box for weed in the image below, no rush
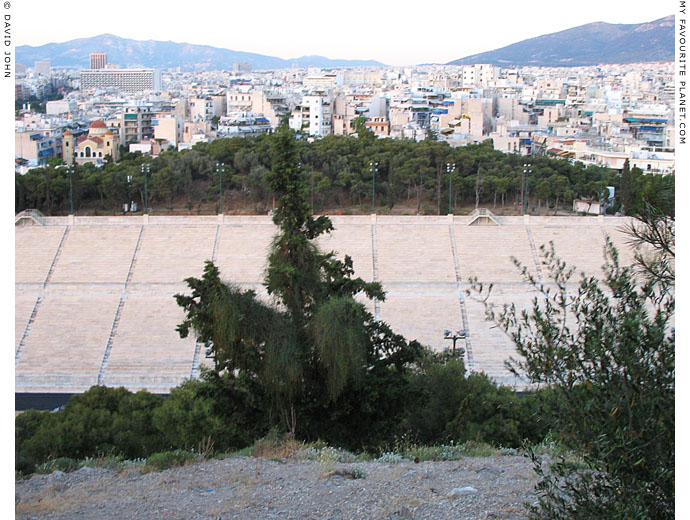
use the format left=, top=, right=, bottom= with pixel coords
left=145, top=450, right=199, bottom=471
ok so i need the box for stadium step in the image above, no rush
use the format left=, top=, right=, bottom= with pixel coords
left=98, top=296, right=126, bottom=385
left=125, top=226, right=145, bottom=290
left=15, top=295, right=43, bottom=366
left=212, top=224, right=221, bottom=263
left=190, top=341, right=203, bottom=380
left=459, top=295, right=474, bottom=374
left=526, top=227, right=545, bottom=283
left=43, top=225, right=70, bottom=287
left=448, top=224, right=462, bottom=282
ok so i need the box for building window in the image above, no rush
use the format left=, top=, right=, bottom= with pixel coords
left=85, top=146, right=91, bottom=158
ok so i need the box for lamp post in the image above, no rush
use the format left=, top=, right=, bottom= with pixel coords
left=68, top=164, right=74, bottom=215
left=446, top=163, right=456, bottom=214
left=444, top=329, right=466, bottom=357
left=523, top=163, right=532, bottom=215
left=141, top=163, right=149, bottom=214
left=216, top=162, right=224, bottom=214
left=370, top=162, right=378, bottom=214
left=599, top=168, right=604, bottom=215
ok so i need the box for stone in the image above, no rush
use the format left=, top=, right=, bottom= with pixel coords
left=448, top=486, right=478, bottom=497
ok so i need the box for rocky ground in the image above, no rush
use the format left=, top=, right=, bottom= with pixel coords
left=15, top=455, right=540, bottom=519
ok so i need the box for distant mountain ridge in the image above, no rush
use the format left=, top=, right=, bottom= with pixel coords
left=448, top=15, right=674, bottom=67
left=16, top=34, right=386, bottom=71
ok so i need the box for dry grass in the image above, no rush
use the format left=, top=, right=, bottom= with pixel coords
left=252, top=436, right=306, bottom=459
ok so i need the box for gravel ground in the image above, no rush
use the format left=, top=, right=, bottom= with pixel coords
left=15, top=455, right=540, bottom=519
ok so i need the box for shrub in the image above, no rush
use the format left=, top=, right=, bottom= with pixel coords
left=404, top=355, right=551, bottom=448
left=376, top=452, right=403, bottom=463
left=145, top=450, right=198, bottom=471
left=36, top=457, right=80, bottom=474
left=252, top=431, right=304, bottom=460
left=15, top=454, right=35, bottom=476
left=475, top=241, right=675, bottom=519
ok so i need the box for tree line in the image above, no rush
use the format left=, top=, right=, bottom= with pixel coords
left=15, top=127, right=674, bottom=217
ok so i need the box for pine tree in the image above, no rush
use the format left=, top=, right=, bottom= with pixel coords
left=176, top=125, right=423, bottom=439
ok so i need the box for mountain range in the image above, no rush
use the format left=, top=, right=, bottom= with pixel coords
left=447, top=15, right=674, bottom=67
left=16, top=33, right=386, bottom=71
left=16, top=15, right=674, bottom=72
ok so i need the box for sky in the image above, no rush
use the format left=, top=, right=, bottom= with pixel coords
left=14, top=0, right=674, bottom=66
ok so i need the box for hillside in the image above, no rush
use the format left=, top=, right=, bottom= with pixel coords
left=448, top=15, right=674, bottom=67
left=15, top=454, right=537, bottom=519
left=16, top=33, right=386, bottom=71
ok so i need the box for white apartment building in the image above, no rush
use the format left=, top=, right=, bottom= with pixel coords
left=289, top=93, right=333, bottom=137
left=227, top=91, right=253, bottom=115
left=34, top=60, right=51, bottom=76
left=303, top=73, right=342, bottom=88
left=462, top=64, right=499, bottom=87
left=45, top=100, right=78, bottom=116
left=80, top=69, right=162, bottom=93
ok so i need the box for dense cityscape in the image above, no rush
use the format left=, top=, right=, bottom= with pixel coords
left=15, top=55, right=675, bottom=178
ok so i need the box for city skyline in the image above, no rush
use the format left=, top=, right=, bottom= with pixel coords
left=15, top=0, right=672, bottom=67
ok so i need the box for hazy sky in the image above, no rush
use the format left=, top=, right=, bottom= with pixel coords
left=15, top=0, right=673, bottom=66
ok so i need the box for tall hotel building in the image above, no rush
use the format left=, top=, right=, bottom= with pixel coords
left=90, top=52, right=107, bottom=69
left=79, top=68, right=162, bottom=93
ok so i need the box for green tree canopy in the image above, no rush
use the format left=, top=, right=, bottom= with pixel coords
left=176, top=126, right=423, bottom=440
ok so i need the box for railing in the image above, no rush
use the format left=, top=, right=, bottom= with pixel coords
left=15, top=209, right=46, bottom=226
left=467, top=208, right=501, bottom=226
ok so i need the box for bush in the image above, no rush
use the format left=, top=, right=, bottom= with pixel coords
left=145, top=450, right=199, bottom=471
left=15, top=454, right=35, bottom=476
left=404, top=355, right=551, bottom=448
left=36, top=457, right=80, bottom=474
left=180, top=368, right=269, bottom=451
left=475, top=241, right=675, bottom=519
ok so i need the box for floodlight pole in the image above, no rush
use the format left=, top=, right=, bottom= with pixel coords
left=370, top=162, right=378, bottom=214
left=217, top=163, right=224, bottom=214
left=523, top=163, right=532, bottom=215
left=68, top=164, right=74, bottom=215
left=447, top=163, right=455, bottom=214
left=444, top=329, right=466, bottom=357
left=141, top=163, right=149, bottom=214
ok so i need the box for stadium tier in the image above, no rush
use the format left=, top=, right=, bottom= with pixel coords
left=15, top=212, right=641, bottom=406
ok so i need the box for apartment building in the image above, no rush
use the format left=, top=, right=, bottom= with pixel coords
left=34, top=60, right=51, bottom=76
left=227, top=91, right=253, bottom=115
left=289, top=93, right=333, bottom=137
left=251, top=90, right=290, bottom=129
left=153, top=113, right=184, bottom=147
left=45, top=100, right=78, bottom=116
left=80, top=69, right=162, bottom=93
left=15, top=128, right=62, bottom=168
left=112, top=105, right=155, bottom=143
left=189, top=96, right=215, bottom=121
left=462, top=64, right=499, bottom=87
left=365, top=116, right=390, bottom=136
left=90, top=53, right=107, bottom=69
